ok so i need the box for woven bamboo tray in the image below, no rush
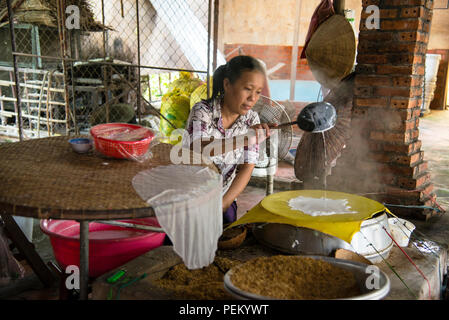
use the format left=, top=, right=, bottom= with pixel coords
left=0, top=136, right=217, bottom=220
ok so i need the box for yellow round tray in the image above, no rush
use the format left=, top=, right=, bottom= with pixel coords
left=260, top=190, right=385, bottom=223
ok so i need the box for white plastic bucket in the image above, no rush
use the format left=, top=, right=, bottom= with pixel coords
left=421, top=54, right=440, bottom=112
left=425, top=54, right=441, bottom=83
left=388, top=217, right=415, bottom=247
left=350, top=213, right=393, bottom=263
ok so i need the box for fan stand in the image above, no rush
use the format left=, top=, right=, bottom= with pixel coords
left=251, top=140, right=277, bottom=196
left=266, top=137, right=274, bottom=195
left=251, top=96, right=292, bottom=196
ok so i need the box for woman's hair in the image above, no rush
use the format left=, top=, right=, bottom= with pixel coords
left=211, top=55, right=266, bottom=100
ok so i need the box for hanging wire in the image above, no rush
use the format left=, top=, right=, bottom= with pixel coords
left=382, top=226, right=432, bottom=300
left=386, top=210, right=445, bottom=250
left=386, top=211, right=445, bottom=298
left=359, top=231, right=418, bottom=299
left=386, top=212, right=438, bottom=260
left=357, top=188, right=446, bottom=215
left=383, top=203, right=444, bottom=214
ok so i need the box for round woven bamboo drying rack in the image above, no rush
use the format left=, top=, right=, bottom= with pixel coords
left=0, top=136, right=217, bottom=220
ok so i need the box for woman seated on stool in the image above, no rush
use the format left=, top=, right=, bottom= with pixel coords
left=183, top=55, right=275, bottom=225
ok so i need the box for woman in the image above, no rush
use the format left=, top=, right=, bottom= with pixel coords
left=182, top=55, right=275, bottom=224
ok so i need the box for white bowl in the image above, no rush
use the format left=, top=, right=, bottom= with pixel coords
left=388, top=217, right=415, bottom=247
left=69, top=138, right=92, bottom=153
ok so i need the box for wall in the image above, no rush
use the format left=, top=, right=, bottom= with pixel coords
left=428, top=6, right=449, bottom=50
left=218, top=0, right=363, bottom=81
left=218, top=1, right=448, bottom=108
left=220, top=1, right=447, bottom=49
left=220, top=0, right=362, bottom=46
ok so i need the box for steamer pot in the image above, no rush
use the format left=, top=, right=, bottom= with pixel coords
left=252, top=212, right=393, bottom=264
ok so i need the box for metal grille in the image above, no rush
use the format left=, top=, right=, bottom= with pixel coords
left=0, top=0, right=217, bottom=140
left=253, top=95, right=293, bottom=161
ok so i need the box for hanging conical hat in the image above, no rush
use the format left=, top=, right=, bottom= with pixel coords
left=305, top=14, right=356, bottom=90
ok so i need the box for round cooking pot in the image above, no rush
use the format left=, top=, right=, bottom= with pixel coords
left=224, top=255, right=390, bottom=300
left=252, top=212, right=393, bottom=264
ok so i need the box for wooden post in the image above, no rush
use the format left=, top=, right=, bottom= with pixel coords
left=444, top=59, right=449, bottom=109
left=56, top=0, right=71, bottom=135
left=333, top=0, right=346, bottom=15
left=148, top=76, right=152, bottom=102
left=78, top=220, right=90, bottom=300
left=136, top=0, right=142, bottom=124
left=6, top=0, right=23, bottom=141
left=37, top=71, right=48, bottom=138
left=1, top=213, right=56, bottom=288
left=23, top=73, right=31, bottom=120
left=0, top=87, right=5, bottom=126
left=289, top=0, right=302, bottom=101
left=207, top=0, right=212, bottom=95
left=102, top=65, right=110, bottom=123
left=212, top=0, right=219, bottom=72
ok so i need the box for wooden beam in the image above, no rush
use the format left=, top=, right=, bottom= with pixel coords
left=1, top=213, right=56, bottom=287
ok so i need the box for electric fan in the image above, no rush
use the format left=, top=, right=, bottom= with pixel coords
left=251, top=95, right=294, bottom=195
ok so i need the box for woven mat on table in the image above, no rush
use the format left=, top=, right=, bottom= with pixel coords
left=0, top=136, right=216, bottom=220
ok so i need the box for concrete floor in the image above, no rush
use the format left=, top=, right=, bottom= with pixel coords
left=1, top=110, right=448, bottom=300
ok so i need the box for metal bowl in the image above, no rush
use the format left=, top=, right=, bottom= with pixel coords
left=223, top=255, right=390, bottom=300
left=252, top=212, right=393, bottom=264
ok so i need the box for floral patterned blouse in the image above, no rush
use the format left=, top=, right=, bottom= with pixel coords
left=182, top=98, right=260, bottom=194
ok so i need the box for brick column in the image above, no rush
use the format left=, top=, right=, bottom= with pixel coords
left=327, top=0, right=439, bottom=220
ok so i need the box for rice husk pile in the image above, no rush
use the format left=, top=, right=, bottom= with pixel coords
left=230, top=255, right=361, bottom=299
left=155, top=257, right=242, bottom=300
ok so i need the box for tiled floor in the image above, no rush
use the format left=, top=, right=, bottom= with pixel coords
left=419, top=110, right=449, bottom=212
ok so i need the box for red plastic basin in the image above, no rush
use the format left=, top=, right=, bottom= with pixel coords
left=40, top=218, right=166, bottom=278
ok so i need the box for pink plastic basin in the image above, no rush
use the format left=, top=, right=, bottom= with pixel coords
left=40, top=218, right=166, bottom=278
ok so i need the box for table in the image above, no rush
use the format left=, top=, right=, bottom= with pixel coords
left=0, top=136, right=215, bottom=299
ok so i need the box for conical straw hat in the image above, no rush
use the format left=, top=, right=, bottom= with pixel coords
left=305, top=14, right=356, bottom=90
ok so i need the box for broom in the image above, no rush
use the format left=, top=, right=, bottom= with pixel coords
left=294, top=73, right=355, bottom=188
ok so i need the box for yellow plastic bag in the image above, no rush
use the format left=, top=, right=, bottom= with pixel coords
left=190, top=80, right=212, bottom=109
left=159, top=90, right=190, bottom=141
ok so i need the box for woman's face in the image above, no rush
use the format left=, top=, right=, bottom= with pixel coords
left=223, top=70, right=265, bottom=116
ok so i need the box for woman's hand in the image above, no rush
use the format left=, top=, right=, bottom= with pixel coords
left=222, top=193, right=235, bottom=213
left=222, top=164, right=255, bottom=213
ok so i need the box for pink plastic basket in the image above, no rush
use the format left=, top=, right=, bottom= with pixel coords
left=90, top=123, right=154, bottom=159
